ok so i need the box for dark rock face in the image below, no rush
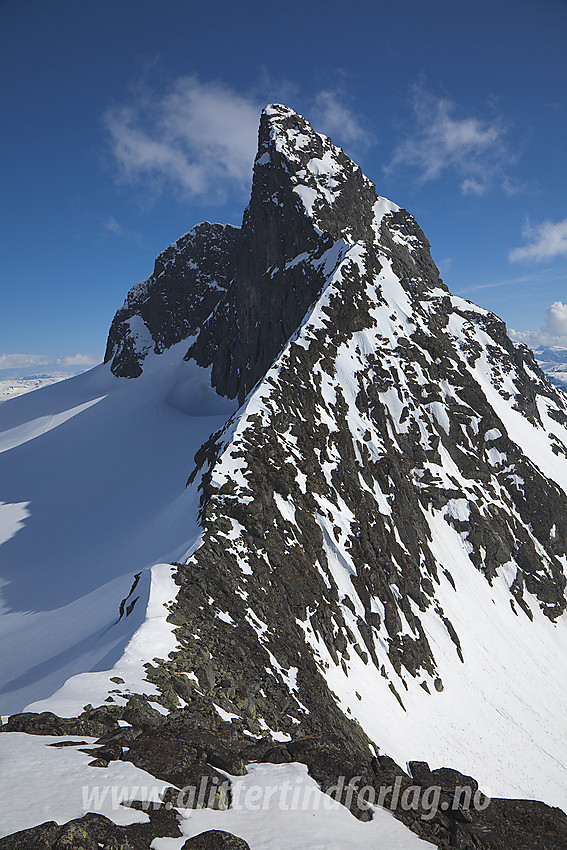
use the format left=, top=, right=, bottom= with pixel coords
left=102, top=102, right=566, bottom=829
left=124, top=730, right=227, bottom=792
left=189, top=105, right=379, bottom=402
left=105, top=222, right=239, bottom=378
left=145, top=145, right=567, bottom=751
left=181, top=831, right=251, bottom=850
left=123, top=726, right=244, bottom=802
left=104, top=105, right=382, bottom=401
left=0, top=809, right=182, bottom=850
left=0, top=710, right=118, bottom=738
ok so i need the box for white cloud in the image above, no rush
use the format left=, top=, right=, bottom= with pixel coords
left=60, top=354, right=101, bottom=367
left=104, top=215, right=123, bottom=235
left=104, top=77, right=372, bottom=202
left=461, top=178, right=486, bottom=196
left=103, top=216, right=143, bottom=244
left=311, top=90, right=371, bottom=148
left=386, top=88, right=512, bottom=194
left=510, top=301, right=567, bottom=348
left=544, top=301, right=567, bottom=337
left=0, top=354, right=52, bottom=371
left=104, top=76, right=261, bottom=201
left=509, top=217, right=567, bottom=262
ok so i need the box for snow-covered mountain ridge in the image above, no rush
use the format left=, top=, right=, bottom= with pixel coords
left=1, top=105, right=567, bottom=850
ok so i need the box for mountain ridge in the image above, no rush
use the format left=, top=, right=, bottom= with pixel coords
left=1, top=104, right=567, bottom=850
left=102, top=101, right=567, bottom=808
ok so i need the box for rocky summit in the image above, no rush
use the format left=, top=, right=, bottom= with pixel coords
left=1, top=105, right=567, bottom=849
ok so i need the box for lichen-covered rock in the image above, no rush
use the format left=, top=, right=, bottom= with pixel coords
left=1, top=711, right=117, bottom=738
left=124, top=730, right=229, bottom=798
left=0, top=821, right=61, bottom=850
left=0, top=809, right=182, bottom=850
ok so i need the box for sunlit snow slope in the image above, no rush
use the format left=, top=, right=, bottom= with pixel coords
left=0, top=345, right=235, bottom=713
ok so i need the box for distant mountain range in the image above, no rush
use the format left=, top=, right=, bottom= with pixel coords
left=532, top=345, right=567, bottom=390
left=0, top=363, right=99, bottom=403
left=0, top=372, right=78, bottom=403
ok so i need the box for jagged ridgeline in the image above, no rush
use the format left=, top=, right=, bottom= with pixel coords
left=106, top=101, right=567, bottom=756
left=102, top=105, right=567, bottom=811
left=98, top=106, right=567, bottom=808
left=109, top=107, right=566, bottom=726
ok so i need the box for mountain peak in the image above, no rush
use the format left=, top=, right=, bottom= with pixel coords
left=104, top=105, right=441, bottom=398
left=253, top=103, right=383, bottom=243
left=4, top=103, right=567, bottom=849
left=104, top=221, right=239, bottom=378
left=258, top=102, right=326, bottom=162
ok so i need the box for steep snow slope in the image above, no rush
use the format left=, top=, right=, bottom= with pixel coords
left=173, top=236, right=567, bottom=806
left=0, top=345, right=235, bottom=713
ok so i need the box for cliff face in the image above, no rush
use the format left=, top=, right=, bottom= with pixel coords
left=105, top=221, right=239, bottom=378
left=106, top=105, right=389, bottom=400
left=189, top=105, right=381, bottom=401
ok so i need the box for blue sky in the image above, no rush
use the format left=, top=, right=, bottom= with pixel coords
left=1, top=0, right=566, bottom=370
